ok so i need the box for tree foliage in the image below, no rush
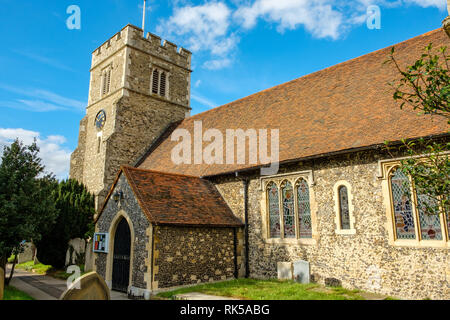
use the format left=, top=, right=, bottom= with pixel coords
left=386, top=44, right=450, bottom=217
left=0, top=139, right=58, bottom=273
left=36, top=179, right=95, bottom=268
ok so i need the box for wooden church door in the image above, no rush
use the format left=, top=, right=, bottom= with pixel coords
left=112, top=218, right=131, bottom=293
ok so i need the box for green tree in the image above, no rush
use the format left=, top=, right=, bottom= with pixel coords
left=35, top=179, right=95, bottom=268
left=0, top=139, right=58, bottom=285
left=386, top=44, right=450, bottom=217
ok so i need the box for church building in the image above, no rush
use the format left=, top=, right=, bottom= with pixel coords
left=70, top=24, right=449, bottom=300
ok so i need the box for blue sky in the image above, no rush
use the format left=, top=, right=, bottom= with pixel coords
left=0, top=0, right=447, bottom=178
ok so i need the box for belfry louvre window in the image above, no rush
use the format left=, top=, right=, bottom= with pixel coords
left=389, top=168, right=449, bottom=241
left=266, top=179, right=313, bottom=240
left=101, top=68, right=112, bottom=96
left=151, top=68, right=168, bottom=97
left=152, top=69, right=159, bottom=94
left=160, top=72, right=166, bottom=96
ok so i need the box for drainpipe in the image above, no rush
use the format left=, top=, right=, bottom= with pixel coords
left=237, top=173, right=250, bottom=278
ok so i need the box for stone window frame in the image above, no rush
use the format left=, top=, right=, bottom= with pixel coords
left=150, top=65, right=170, bottom=99
left=378, top=159, right=449, bottom=248
left=333, top=180, right=356, bottom=235
left=260, top=170, right=318, bottom=245
left=101, top=64, right=113, bottom=97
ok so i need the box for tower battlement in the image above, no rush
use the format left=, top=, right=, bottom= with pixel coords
left=71, top=23, right=192, bottom=210
left=92, top=24, right=191, bottom=71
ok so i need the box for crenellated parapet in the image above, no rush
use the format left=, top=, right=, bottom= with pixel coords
left=91, top=24, right=191, bottom=71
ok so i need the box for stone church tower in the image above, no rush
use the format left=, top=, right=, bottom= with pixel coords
left=70, top=25, right=192, bottom=209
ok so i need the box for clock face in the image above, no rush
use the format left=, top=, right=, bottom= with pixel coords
left=95, top=110, right=106, bottom=130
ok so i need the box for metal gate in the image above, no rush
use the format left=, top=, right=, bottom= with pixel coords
left=112, top=218, right=131, bottom=293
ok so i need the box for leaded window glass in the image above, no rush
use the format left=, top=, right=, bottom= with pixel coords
left=338, top=186, right=350, bottom=230
left=267, top=183, right=280, bottom=238
left=297, top=179, right=312, bottom=238
left=416, top=189, right=442, bottom=241
left=282, top=181, right=295, bottom=238
left=390, top=169, right=416, bottom=240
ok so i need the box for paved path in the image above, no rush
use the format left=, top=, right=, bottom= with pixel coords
left=5, top=264, right=129, bottom=300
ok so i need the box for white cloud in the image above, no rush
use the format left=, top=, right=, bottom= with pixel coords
left=191, top=92, right=218, bottom=108
left=234, top=0, right=446, bottom=40
left=203, top=58, right=233, bottom=70
left=12, top=50, right=75, bottom=72
left=235, top=0, right=344, bottom=39
left=405, top=0, right=446, bottom=10
left=0, top=128, right=71, bottom=180
left=156, top=2, right=238, bottom=69
left=0, top=83, right=85, bottom=112
left=159, top=0, right=446, bottom=69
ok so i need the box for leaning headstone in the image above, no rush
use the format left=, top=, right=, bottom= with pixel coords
left=60, top=272, right=110, bottom=300
left=17, top=242, right=36, bottom=264
left=0, top=266, right=4, bottom=300
left=277, top=262, right=293, bottom=280
left=293, top=260, right=310, bottom=284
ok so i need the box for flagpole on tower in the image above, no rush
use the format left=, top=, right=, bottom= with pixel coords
left=142, top=0, right=147, bottom=37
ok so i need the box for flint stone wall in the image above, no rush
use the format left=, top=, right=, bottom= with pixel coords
left=154, top=226, right=237, bottom=289
left=212, top=150, right=449, bottom=300
left=95, top=174, right=150, bottom=290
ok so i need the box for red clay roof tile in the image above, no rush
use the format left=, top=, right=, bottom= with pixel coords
left=120, top=166, right=243, bottom=227
left=139, top=28, right=450, bottom=177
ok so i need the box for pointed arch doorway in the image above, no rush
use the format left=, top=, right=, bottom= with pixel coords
left=112, top=218, right=131, bottom=292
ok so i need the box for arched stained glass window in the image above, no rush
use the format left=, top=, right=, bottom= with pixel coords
left=390, top=169, right=416, bottom=240
left=296, top=179, right=312, bottom=238
left=282, top=181, right=295, bottom=238
left=417, top=189, right=442, bottom=240
left=152, top=69, right=159, bottom=94
left=267, top=183, right=280, bottom=238
left=338, top=186, right=350, bottom=230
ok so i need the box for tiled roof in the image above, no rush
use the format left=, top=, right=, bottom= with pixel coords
left=139, top=28, right=450, bottom=177
left=105, top=166, right=243, bottom=227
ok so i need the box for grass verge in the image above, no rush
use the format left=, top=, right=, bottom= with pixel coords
left=15, top=261, right=53, bottom=274
left=15, top=261, right=86, bottom=280
left=3, top=286, right=35, bottom=300
left=157, top=279, right=366, bottom=300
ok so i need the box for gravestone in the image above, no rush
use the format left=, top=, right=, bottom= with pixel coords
left=0, top=266, right=4, bottom=300
left=60, top=272, right=110, bottom=300
left=293, top=260, right=310, bottom=284
left=84, top=239, right=94, bottom=272
left=17, top=242, right=37, bottom=264
left=65, top=238, right=86, bottom=266
left=277, top=262, right=293, bottom=280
